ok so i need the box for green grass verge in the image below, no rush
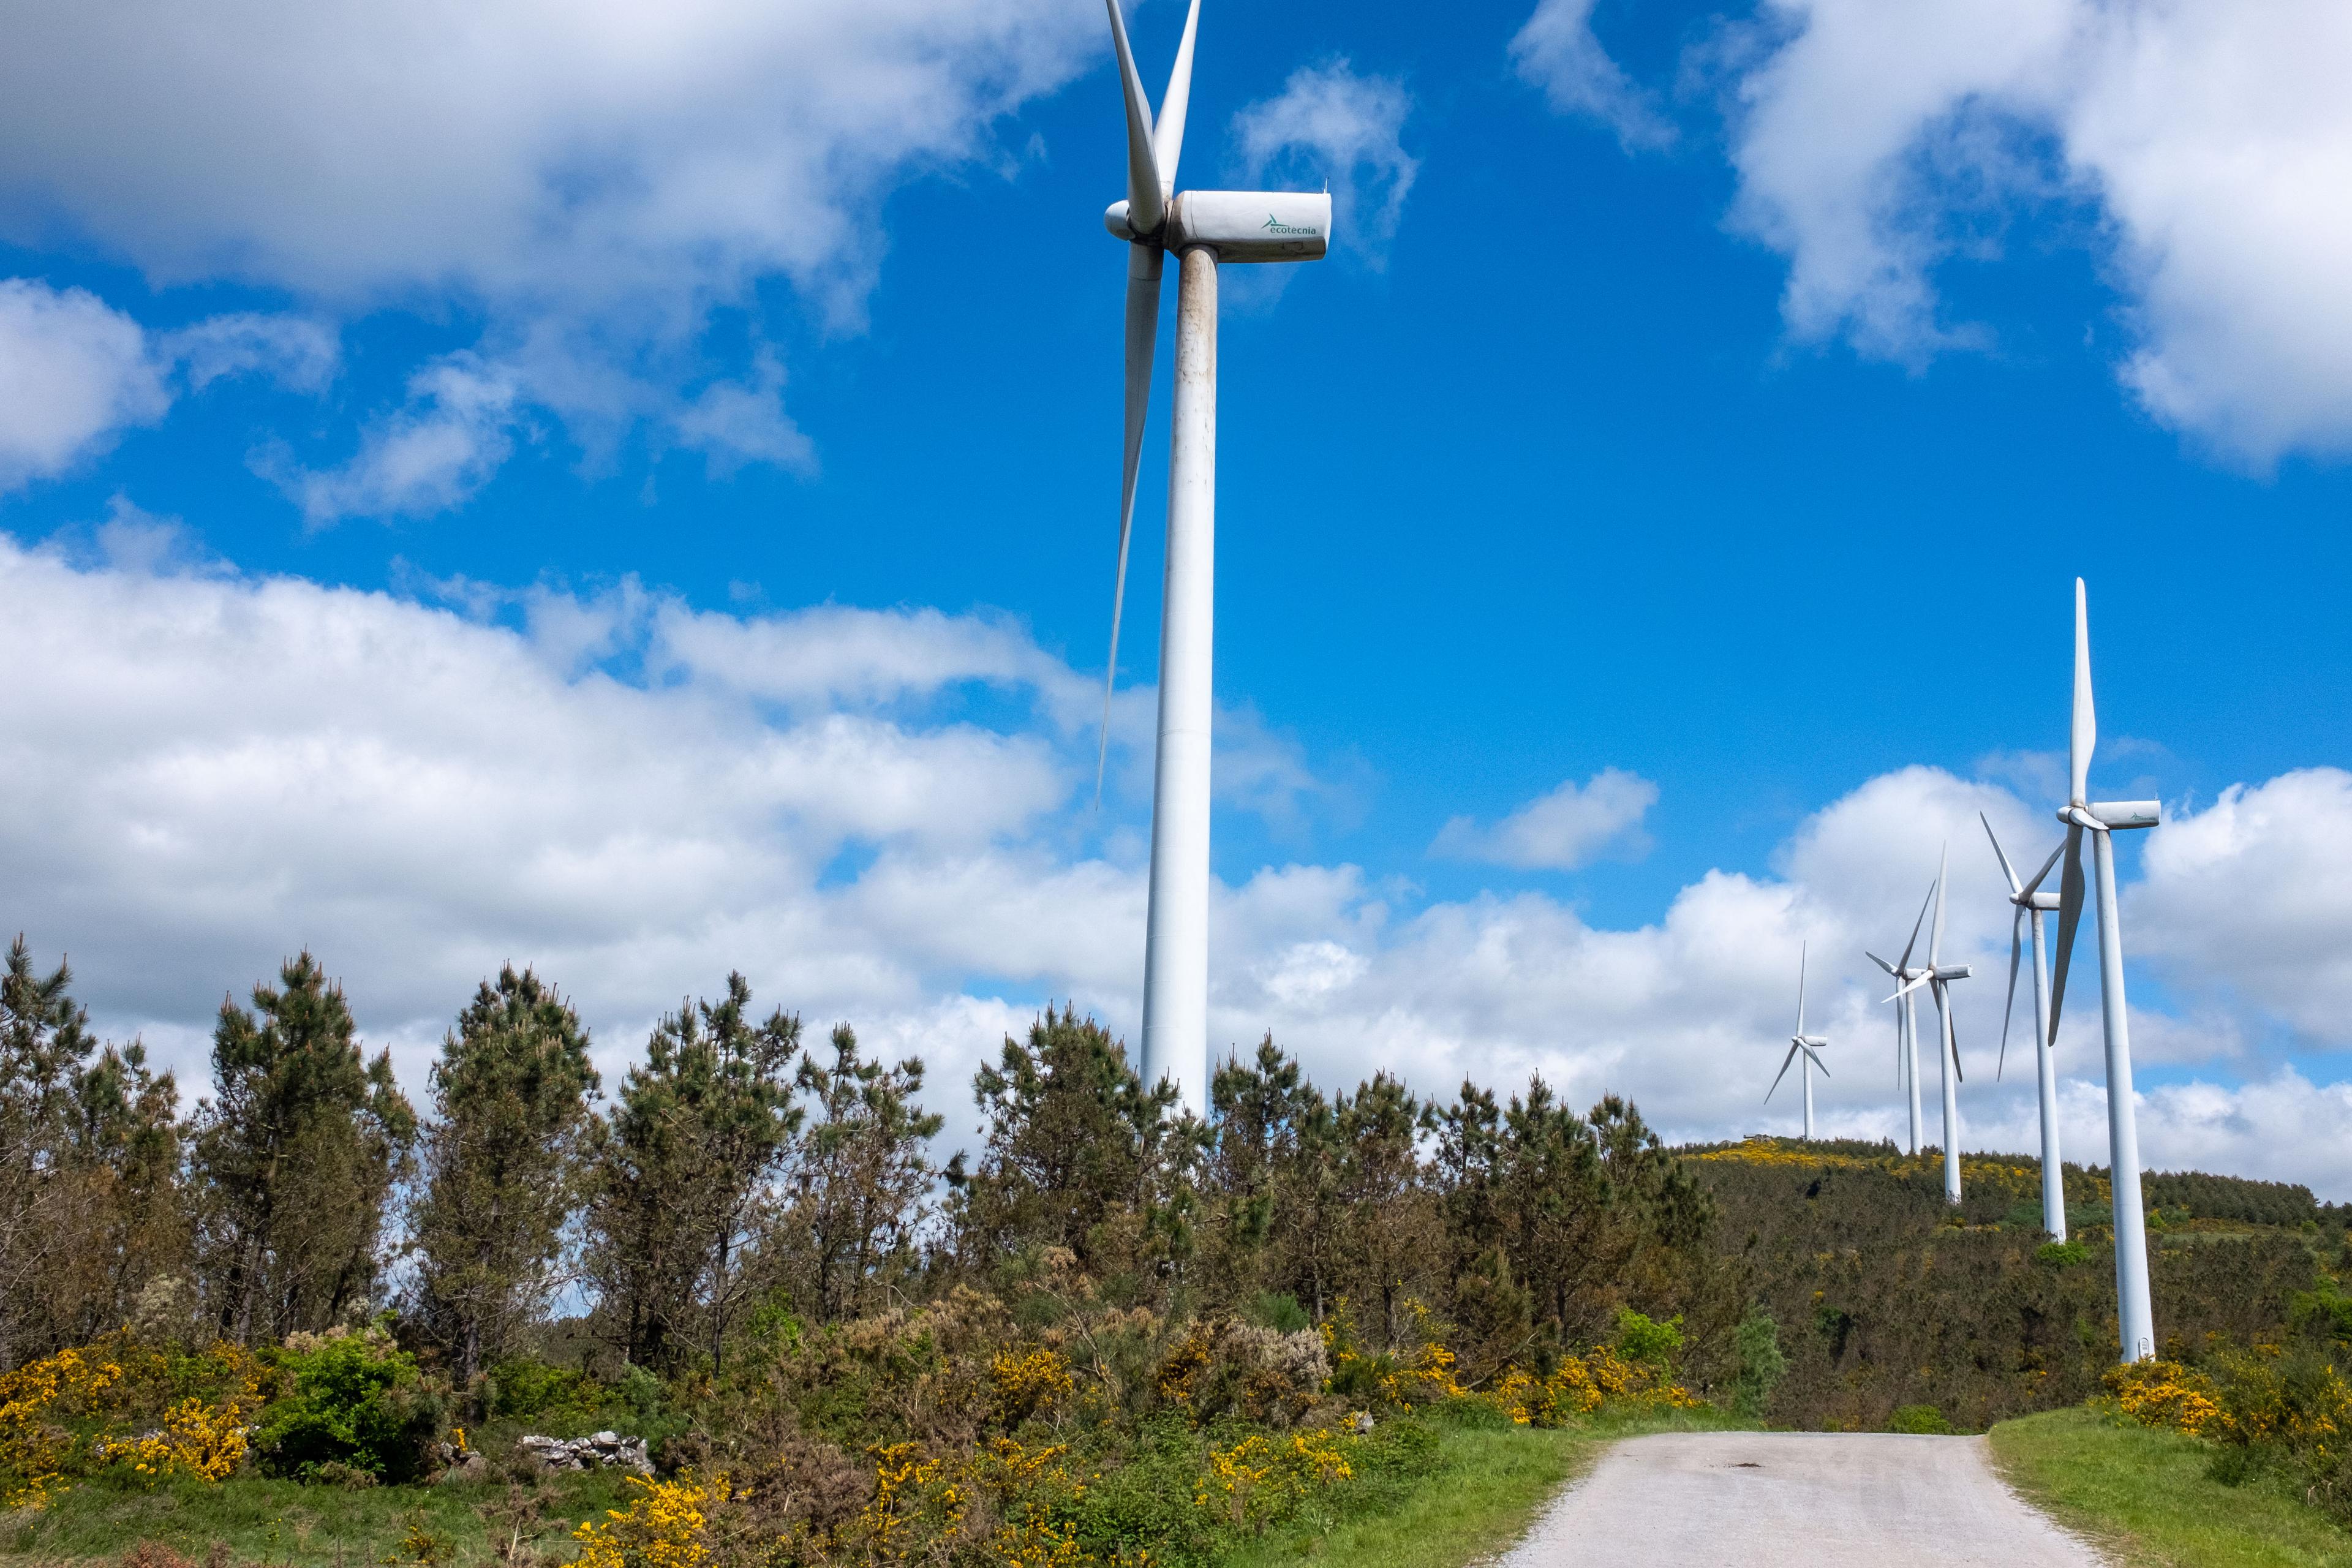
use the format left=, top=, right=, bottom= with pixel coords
left=1215, top=1406, right=1743, bottom=1568
left=1989, top=1406, right=2352, bottom=1568
left=0, top=1467, right=635, bottom=1567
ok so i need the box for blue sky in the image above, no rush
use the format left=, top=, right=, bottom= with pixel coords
left=2, top=0, right=2350, bottom=1188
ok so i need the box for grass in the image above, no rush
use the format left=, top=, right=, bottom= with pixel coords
left=0, top=1466, right=635, bottom=1567
left=1216, top=1404, right=1744, bottom=1568
left=1989, top=1406, right=2352, bottom=1568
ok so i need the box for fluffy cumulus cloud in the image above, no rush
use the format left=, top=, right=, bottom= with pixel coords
left=0, top=280, right=171, bottom=489
left=1510, top=0, right=1676, bottom=150
left=0, top=0, right=1107, bottom=513
left=1721, top=0, right=2352, bottom=461
left=1431, top=768, right=1659, bottom=870
left=1233, top=62, right=1420, bottom=257
left=6, top=534, right=2350, bottom=1188
left=1518, top=0, right=2352, bottom=462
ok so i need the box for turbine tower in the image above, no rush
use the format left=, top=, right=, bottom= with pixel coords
left=1093, top=0, right=1332, bottom=1112
left=1887, top=854, right=1972, bottom=1203
left=1866, top=881, right=1934, bottom=1156
left=1766, top=942, right=1831, bottom=1139
left=1985, top=813, right=2067, bottom=1240
left=2046, top=578, right=2162, bottom=1363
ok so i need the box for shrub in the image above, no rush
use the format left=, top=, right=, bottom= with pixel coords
left=1889, top=1404, right=1954, bottom=1434
left=486, top=1357, right=608, bottom=1423
left=254, top=1330, right=445, bottom=1484
left=1612, top=1310, right=1684, bottom=1376
left=2037, top=1240, right=2090, bottom=1268
left=1733, top=1308, right=1785, bottom=1422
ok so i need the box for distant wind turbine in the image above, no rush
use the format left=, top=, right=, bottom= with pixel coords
left=1867, top=881, right=1936, bottom=1156
left=1766, top=943, right=1831, bottom=1139
left=1093, top=0, right=1332, bottom=1112
left=1888, top=848, right=1972, bottom=1204
left=2046, top=578, right=2162, bottom=1363
left=1985, top=813, right=2067, bottom=1240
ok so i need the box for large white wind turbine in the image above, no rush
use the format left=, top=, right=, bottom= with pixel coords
left=2046, top=578, right=2162, bottom=1362
left=1093, top=0, right=1332, bottom=1112
left=1867, top=883, right=1935, bottom=1156
left=1766, top=943, right=1831, bottom=1140
left=1887, top=850, right=1972, bottom=1204
left=1985, top=813, right=2067, bottom=1240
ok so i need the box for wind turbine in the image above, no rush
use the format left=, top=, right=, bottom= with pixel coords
left=1093, top=0, right=1332, bottom=1112
left=1866, top=882, right=1935, bottom=1156
left=1766, top=943, right=1831, bottom=1139
left=2046, top=578, right=2162, bottom=1363
left=1985, top=813, right=2067, bottom=1240
left=1886, top=850, right=1972, bottom=1204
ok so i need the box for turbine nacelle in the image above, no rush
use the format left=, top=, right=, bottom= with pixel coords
left=1104, top=190, right=1333, bottom=262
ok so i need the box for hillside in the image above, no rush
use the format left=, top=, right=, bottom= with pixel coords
left=1684, top=1137, right=2343, bottom=1433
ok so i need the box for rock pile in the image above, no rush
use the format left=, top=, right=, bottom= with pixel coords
left=516, top=1431, right=654, bottom=1476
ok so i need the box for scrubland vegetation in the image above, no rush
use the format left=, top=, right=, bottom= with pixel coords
left=6, top=931, right=2351, bottom=1564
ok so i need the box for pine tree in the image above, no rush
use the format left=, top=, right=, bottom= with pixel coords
left=192, top=952, right=417, bottom=1343
left=0, top=937, right=96, bottom=1365
left=954, top=1008, right=1177, bottom=1276
left=584, top=973, right=802, bottom=1373
left=62, top=1040, right=189, bottom=1345
left=410, top=967, right=598, bottom=1387
left=788, top=1024, right=942, bottom=1323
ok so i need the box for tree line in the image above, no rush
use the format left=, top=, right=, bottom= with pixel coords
left=0, top=940, right=1733, bottom=1391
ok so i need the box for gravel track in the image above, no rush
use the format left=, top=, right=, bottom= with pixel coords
left=1494, top=1431, right=2103, bottom=1567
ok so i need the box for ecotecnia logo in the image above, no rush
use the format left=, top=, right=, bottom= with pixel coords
left=1262, top=213, right=1321, bottom=236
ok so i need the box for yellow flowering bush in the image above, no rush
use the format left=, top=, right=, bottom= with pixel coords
left=2105, top=1358, right=2224, bottom=1437
left=0, top=1332, right=268, bottom=1507
left=1193, top=1427, right=1358, bottom=1531
left=574, top=1472, right=732, bottom=1568
left=990, top=1349, right=1076, bottom=1429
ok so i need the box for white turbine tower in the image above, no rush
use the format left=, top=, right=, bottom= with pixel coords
left=1985, top=813, right=2067, bottom=1240
left=1866, top=883, right=1935, bottom=1156
left=1766, top=943, right=1831, bottom=1139
left=1887, top=850, right=1972, bottom=1204
left=2046, top=578, right=2162, bottom=1362
left=1092, top=0, right=1332, bottom=1112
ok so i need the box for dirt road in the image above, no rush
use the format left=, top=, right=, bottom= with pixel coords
left=1496, top=1431, right=2102, bottom=1567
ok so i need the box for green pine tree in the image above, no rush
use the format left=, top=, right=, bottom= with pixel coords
left=789, top=1024, right=943, bottom=1323
left=192, top=952, right=416, bottom=1343
left=584, top=973, right=802, bottom=1373
left=410, top=967, right=599, bottom=1387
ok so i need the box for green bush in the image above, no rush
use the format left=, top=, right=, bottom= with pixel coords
left=2037, top=1240, right=2090, bottom=1268
left=1890, top=1403, right=1956, bottom=1435
left=1733, top=1308, right=1786, bottom=1421
left=486, top=1356, right=609, bottom=1423
left=254, top=1331, right=445, bottom=1483
left=1613, top=1310, right=1684, bottom=1375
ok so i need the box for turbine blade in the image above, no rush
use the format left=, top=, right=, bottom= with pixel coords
left=1095, top=245, right=1164, bottom=802
left=1930, top=845, right=1948, bottom=967
left=1883, top=974, right=1932, bottom=1005
left=1896, top=880, right=1933, bottom=973
left=1804, top=1045, right=1830, bottom=1079
left=1999, top=907, right=2023, bottom=1080
left=1766, top=1041, right=1799, bottom=1105
left=2071, top=577, right=2095, bottom=806
left=1796, top=941, right=1807, bottom=1036
left=2020, top=840, right=2065, bottom=900
left=1982, top=812, right=2022, bottom=897
left=1104, top=0, right=1166, bottom=235
left=2048, top=823, right=2087, bottom=1046
left=1866, top=950, right=1896, bottom=978
left=1151, top=0, right=1201, bottom=192
left=1949, top=1000, right=1964, bottom=1085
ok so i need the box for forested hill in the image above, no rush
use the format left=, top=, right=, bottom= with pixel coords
left=1683, top=1137, right=2350, bottom=1434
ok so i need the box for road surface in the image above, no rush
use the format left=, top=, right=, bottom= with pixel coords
left=1496, top=1431, right=2102, bottom=1567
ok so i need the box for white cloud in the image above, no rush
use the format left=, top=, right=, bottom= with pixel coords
left=2130, top=768, right=2352, bottom=1046
left=6, top=534, right=2350, bottom=1191
left=0, top=0, right=1108, bottom=505
left=1713, top=0, right=2352, bottom=461
left=262, top=354, right=525, bottom=524
left=0, top=279, right=170, bottom=489
left=1510, top=0, right=1676, bottom=150
left=1432, top=768, right=1659, bottom=870
left=161, top=313, right=340, bottom=394
left=1233, top=62, right=1420, bottom=257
